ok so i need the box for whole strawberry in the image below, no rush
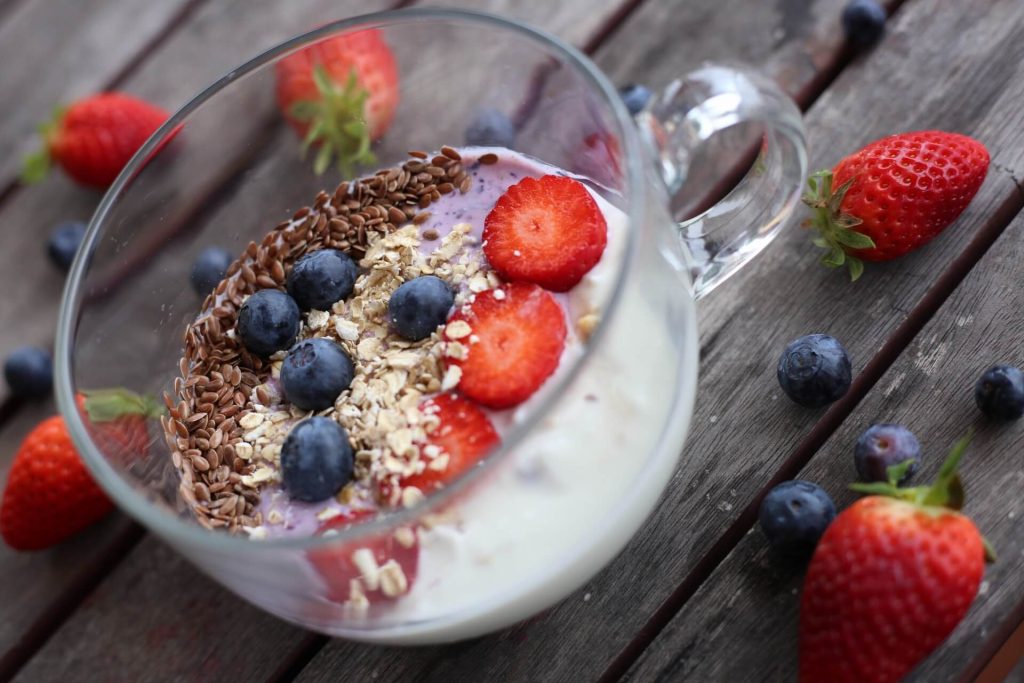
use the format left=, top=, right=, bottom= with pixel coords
left=0, top=415, right=112, bottom=550
left=275, top=29, right=399, bottom=175
left=21, top=93, right=170, bottom=189
left=804, top=131, right=989, bottom=280
left=799, top=436, right=992, bottom=682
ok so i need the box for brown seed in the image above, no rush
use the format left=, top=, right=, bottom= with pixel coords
left=426, top=166, right=446, bottom=177
left=413, top=212, right=431, bottom=225
left=459, top=176, right=473, bottom=193
left=479, top=153, right=498, bottom=165
left=408, top=150, right=428, bottom=159
left=422, top=228, right=440, bottom=241
left=256, top=274, right=277, bottom=289
left=388, top=207, right=407, bottom=225
left=441, top=145, right=461, bottom=161
left=437, top=183, right=455, bottom=195
left=191, top=455, right=211, bottom=472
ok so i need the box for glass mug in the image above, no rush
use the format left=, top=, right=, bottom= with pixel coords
left=55, top=9, right=806, bottom=643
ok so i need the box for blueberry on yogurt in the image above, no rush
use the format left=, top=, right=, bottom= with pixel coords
left=388, top=275, right=455, bottom=341
left=281, top=338, right=354, bottom=412
left=286, top=248, right=358, bottom=311
left=237, top=289, right=300, bottom=357
left=281, top=417, right=354, bottom=502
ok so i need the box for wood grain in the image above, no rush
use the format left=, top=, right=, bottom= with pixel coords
left=622, top=207, right=1024, bottom=682
left=10, top=536, right=308, bottom=683
left=0, top=0, right=196, bottom=191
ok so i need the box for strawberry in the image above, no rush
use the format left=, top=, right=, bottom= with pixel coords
left=275, top=29, right=399, bottom=176
left=804, top=131, right=989, bottom=280
left=78, top=389, right=162, bottom=463
left=400, top=393, right=500, bottom=494
left=308, top=507, right=419, bottom=605
left=483, top=175, right=608, bottom=292
left=21, top=93, right=170, bottom=189
left=446, top=282, right=567, bottom=409
left=0, top=415, right=113, bottom=550
left=799, top=436, right=992, bottom=682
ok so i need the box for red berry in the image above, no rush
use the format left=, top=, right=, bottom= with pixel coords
left=799, top=437, right=988, bottom=682
left=275, top=29, right=399, bottom=174
left=23, top=93, right=170, bottom=189
left=400, top=394, right=500, bottom=494
left=308, top=508, right=419, bottom=605
left=805, top=131, right=989, bottom=279
left=483, top=175, right=608, bottom=292
left=0, top=415, right=113, bottom=550
left=446, top=282, right=567, bottom=409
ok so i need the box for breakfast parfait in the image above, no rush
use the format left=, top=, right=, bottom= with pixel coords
left=163, top=142, right=650, bottom=616
left=159, top=29, right=692, bottom=635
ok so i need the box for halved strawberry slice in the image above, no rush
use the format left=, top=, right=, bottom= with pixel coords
left=401, top=394, right=500, bottom=494
left=483, top=175, right=608, bottom=292
left=446, top=282, right=567, bottom=409
left=308, top=507, right=419, bottom=605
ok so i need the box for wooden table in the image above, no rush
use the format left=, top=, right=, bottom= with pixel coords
left=1, top=0, right=1022, bottom=680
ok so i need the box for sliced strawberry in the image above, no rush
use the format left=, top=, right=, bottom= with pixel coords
left=483, top=175, right=607, bottom=292
left=446, top=282, right=567, bottom=409
left=308, top=507, right=419, bottom=605
left=400, top=394, right=500, bottom=494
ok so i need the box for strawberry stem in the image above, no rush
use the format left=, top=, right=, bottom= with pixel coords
left=81, top=388, right=164, bottom=422
left=19, top=104, right=65, bottom=185
left=802, top=170, right=875, bottom=282
left=290, top=65, right=376, bottom=177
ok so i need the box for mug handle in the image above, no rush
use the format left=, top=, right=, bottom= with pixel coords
left=635, top=65, right=808, bottom=298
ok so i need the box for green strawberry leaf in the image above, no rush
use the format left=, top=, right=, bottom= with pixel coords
left=82, top=388, right=164, bottom=421
left=821, top=246, right=846, bottom=268
left=847, top=256, right=864, bottom=282
left=20, top=150, right=51, bottom=184
left=885, top=459, right=915, bottom=487
left=834, top=229, right=876, bottom=250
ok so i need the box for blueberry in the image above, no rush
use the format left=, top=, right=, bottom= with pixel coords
left=975, top=364, right=1024, bottom=420
left=280, top=417, right=354, bottom=502
left=464, top=108, right=516, bottom=148
left=758, top=480, right=836, bottom=557
left=237, top=289, right=300, bottom=357
left=47, top=221, right=87, bottom=272
left=4, top=346, right=53, bottom=399
left=777, top=334, right=852, bottom=408
left=191, top=246, right=233, bottom=295
left=388, top=276, right=455, bottom=341
left=281, top=338, right=354, bottom=411
left=286, top=249, right=358, bottom=311
left=618, top=83, right=653, bottom=116
left=854, top=423, right=921, bottom=483
left=842, top=0, right=886, bottom=46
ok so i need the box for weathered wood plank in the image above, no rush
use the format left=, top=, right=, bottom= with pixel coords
left=622, top=206, right=1024, bottom=682
left=0, top=0, right=196, bottom=191
left=0, top=400, right=139, bottom=679
left=10, top=536, right=307, bottom=683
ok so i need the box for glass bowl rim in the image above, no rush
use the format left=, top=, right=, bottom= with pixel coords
left=54, top=6, right=648, bottom=553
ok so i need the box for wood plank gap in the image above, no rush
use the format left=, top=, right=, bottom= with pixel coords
left=582, top=0, right=652, bottom=55
left=960, top=603, right=1024, bottom=683
left=792, top=0, right=910, bottom=110
left=598, top=181, right=1024, bottom=683
left=269, top=635, right=330, bottom=683
left=0, top=523, right=144, bottom=681
left=0, top=0, right=210, bottom=219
